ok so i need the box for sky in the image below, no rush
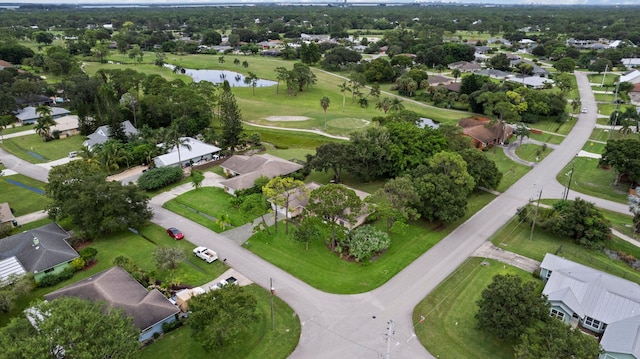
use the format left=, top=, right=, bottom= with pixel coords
left=7, top=0, right=640, bottom=5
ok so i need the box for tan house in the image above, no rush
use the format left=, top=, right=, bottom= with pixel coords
left=219, top=154, right=303, bottom=196
left=457, top=117, right=513, bottom=150
left=269, top=182, right=372, bottom=230
left=629, top=83, right=640, bottom=106
left=51, top=115, right=80, bottom=139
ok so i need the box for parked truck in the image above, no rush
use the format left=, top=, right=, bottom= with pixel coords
left=214, top=276, right=239, bottom=289
left=193, top=247, right=218, bottom=263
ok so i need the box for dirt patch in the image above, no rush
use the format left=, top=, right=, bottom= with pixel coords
left=265, top=116, right=310, bottom=122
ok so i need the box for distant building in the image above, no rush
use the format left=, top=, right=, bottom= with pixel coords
left=83, top=120, right=138, bottom=150
left=219, top=154, right=303, bottom=196
left=154, top=137, right=221, bottom=168
left=15, top=106, right=70, bottom=125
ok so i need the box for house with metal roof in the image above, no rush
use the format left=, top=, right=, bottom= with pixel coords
left=154, top=137, right=221, bottom=168
left=45, top=266, right=179, bottom=342
left=219, top=154, right=303, bottom=196
left=15, top=106, right=70, bottom=125
left=540, top=253, right=640, bottom=359
left=0, top=223, right=79, bottom=284
left=83, top=120, right=138, bottom=150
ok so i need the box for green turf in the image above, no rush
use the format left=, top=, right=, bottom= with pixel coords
left=528, top=131, right=565, bottom=145
left=163, top=187, right=267, bottom=232
left=594, top=93, right=615, bottom=102
left=140, top=285, right=300, bottom=359
left=582, top=141, right=606, bottom=154
left=556, top=157, right=628, bottom=204
left=0, top=174, right=48, bottom=216
left=1, top=124, right=35, bottom=135
left=1, top=134, right=85, bottom=163
left=245, top=191, right=495, bottom=294
left=483, top=149, right=531, bottom=193
left=514, top=143, right=552, bottom=163
left=587, top=73, right=619, bottom=86
left=413, top=257, right=529, bottom=359
left=529, top=119, right=575, bottom=135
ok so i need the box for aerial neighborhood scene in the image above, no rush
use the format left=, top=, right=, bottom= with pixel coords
left=2, top=0, right=640, bottom=357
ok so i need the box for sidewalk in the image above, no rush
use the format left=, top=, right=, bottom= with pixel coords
left=15, top=210, right=48, bottom=225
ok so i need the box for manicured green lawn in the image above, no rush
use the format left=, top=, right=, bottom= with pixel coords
left=595, top=93, right=615, bottom=102
left=587, top=73, right=619, bottom=86
left=514, top=143, right=552, bottom=163
left=556, top=157, right=628, bottom=204
left=491, top=219, right=640, bottom=284
left=1, top=134, right=85, bottom=163
left=245, top=123, right=345, bottom=149
left=484, top=149, right=531, bottom=193
left=414, top=257, right=529, bottom=359
left=529, top=118, right=575, bottom=135
left=582, top=141, right=606, bottom=154
left=163, top=187, right=265, bottom=233
left=589, top=128, right=626, bottom=142
left=140, top=285, right=300, bottom=359
left=601, top=208, right=636, bottom=239
left=1, top=124, right=34, bottom=135
left=245, top=191, right=496, bottom=294
left=528, top=131, right=565, bottom=145
left=0, top=174, right=48, bottom=216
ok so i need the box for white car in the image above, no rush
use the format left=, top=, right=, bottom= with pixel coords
left=581, top=108, right=587, bottom=114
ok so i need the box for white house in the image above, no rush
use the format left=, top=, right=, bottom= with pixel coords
left=83, top=120, right=138, bottom=150
left=153, top=137, right=221, bottom=168
left=540, top=253, right=640, bottom=359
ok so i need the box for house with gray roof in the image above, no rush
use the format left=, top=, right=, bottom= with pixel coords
left=15, top=106, right=70, bottom=125
left=83, top=120, right=138, bottom=150
left=45, top=266, right=179, bottom=342
left=0, top=223, right=78, bottom=284
left=220, top=154, right=303, bottom=196
left=540, top=253, right=640, bottom=359
left=154, top=137, right=221, bottom=168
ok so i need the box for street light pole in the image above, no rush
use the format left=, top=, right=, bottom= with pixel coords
left=530, top=188, right=542, bottom=241
left=270, top=278, right=275, bottom=330
left=563, top=158, right=576, bottom=201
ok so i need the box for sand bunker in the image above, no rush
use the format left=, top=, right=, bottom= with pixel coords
left=265, top=116, right=310, bottom=122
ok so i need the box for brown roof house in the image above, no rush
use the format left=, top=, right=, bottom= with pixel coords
left=629, top=83, right=640, bottom=106
left=457, top=117, right=513, bottom=150
left=0, top=202, right=15, bottom=229
left=45, top=266, right=179, bottom=342
left=0, top=223, right=79, bottom=284
left=269, top=182, right=372, bottom=230
left=220, top=154, right=303, bottom=196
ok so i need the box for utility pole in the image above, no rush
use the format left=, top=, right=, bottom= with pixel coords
left=270, top=278, right=275, bottom=330
left=530, top=188, right=542, bottom=241
left=609, top=81, right=621, bottom=141
left=601, top=64, right=609, bottom=87
left=385, top=320, right=395, bottom=359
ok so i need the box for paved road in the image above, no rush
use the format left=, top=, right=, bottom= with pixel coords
left=0, top=147, right=50, bottom=183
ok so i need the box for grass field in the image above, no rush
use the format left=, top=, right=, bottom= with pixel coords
left=556, top=157, right=628, bottom=204
left=0, top=174, right=48, bottom=216
left=1, top=134, right=85, bottom=163
left=529, top=118, right=576, bottom=135
left=528, top=131, right=565, bottom=145
left=140, top=285, right=300, bottom=359
left=1, top=124, right=34, bottom=136
left=588, top=73, right=619, bottom=86
left=163, top=187, right=266, bottom=233
left=515, top=143, right=552, bottom=163
left=414, top=257, right=529, bottom=359
left=484, top=149, right=531, bottom=193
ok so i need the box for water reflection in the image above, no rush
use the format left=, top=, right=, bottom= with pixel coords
left=165, top=64, right=276, bottom=87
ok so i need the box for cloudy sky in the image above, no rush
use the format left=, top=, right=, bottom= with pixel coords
left=8, top=0, right=637, bottom=5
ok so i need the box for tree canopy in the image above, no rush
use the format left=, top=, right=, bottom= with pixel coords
left=475, top=274, right=548, bottom=341
left=0, top=296, right=139, bottom=359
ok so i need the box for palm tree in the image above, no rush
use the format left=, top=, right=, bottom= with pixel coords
left=34, top=119, right=52, bottom=142
left=514, top=123, right=530, bottom=145
left=389, top=98, right=405, bottom=113
left=338, top=81, right=351, bottom=111
left=375, top=97, right=392, bottom=114
left=79, top=147, right=97, bottom=164
left=165, top=122, right=191, bottom=168
left=97, top=141, right=125, bottom=174
left=571, top=98, right=581, bottom=114
left=452, top=69, right=461, bottom=83
left=320, top=96, right=330, bottom=129
left=244, top=72, right=258, bottom=96
left=358, top=97, right=369, bottom=113
left=218, top=56, right=225, bottom=64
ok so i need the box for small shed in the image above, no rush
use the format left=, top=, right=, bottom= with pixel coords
left=175, top=287, right=205, bottom=312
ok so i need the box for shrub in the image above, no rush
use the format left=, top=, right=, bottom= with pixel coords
left=137, top=166, right=184, bottom=191
left=79, top=247, right=98, bottom=262
left=70, top=257, right=86, bottom=271
left=274, top=144, right=289, bottom=149
left=162, top=319, right=183, bottom=334
left=38, top=267, right=75, bottom=288
left=343, top=225, right=390, bottom=262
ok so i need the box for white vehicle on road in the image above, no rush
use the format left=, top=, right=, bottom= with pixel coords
left=193, top=247, right=218, bottom=263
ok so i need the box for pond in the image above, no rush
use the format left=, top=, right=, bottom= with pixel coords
left=165, top=64, right=277, bottom=87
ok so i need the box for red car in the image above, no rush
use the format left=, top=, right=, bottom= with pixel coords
left=166, top=227, right=184, bottom=240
